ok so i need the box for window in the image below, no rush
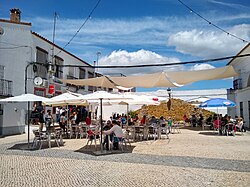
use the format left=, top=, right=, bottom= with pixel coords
left=68, top=67, right=74, bottom=77
left=0, top=65, right=4, bottom=79
left=78, top=68, right=86, bottom=90
left=36, top=47, right=48, bottom=79
left=79, top=68, right=85, bottom=79
left=247, top=75, right=250, bottom=87
left=54, top=56, right=63, bottom=79
left=240, top=102, right=243, bottom=118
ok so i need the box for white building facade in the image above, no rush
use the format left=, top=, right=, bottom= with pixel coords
left=227, top=43, right=250, bottom=129
left=0, top=9, right=95, bottom=135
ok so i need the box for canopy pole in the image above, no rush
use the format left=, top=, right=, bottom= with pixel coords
left=100, top=98, right=103, bottom=152
left=126, top=104, right=129, bottom=127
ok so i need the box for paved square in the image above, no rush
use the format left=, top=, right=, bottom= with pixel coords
left=0, top=127, right=249, bottom=187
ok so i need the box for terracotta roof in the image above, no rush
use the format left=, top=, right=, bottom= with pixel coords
left=0, top=19, right=31, bottom=26
left=31, top=31, right=93, bottom=67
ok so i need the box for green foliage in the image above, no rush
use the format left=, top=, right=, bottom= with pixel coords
left=128, top=110, right=137, bottom=118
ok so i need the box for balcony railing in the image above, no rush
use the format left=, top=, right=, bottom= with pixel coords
left=0, top=79, right=13, bottom=96
left=233, top=78, right=242, bottom=90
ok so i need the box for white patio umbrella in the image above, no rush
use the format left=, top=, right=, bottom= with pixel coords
left=0, top=93, right=50, bottom=146
left=0, top=93, right=50, bottom=102
left=80, top=91, right=131, bottom=151
left=44, top=92, right=87, bottom=106
left=107, top=94, right=160, bottom=126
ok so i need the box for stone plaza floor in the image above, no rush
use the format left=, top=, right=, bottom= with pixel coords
left=0, top=126, right=250, bottom=187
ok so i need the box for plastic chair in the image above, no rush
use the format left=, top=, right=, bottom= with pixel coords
left=32, top=130, right=47, bottom=149
left=134, top=126, right=144, bottom=141
left=79, top=125, right=89, bottom=139
left=147, top=126, right=157, bottom=141
left=86, top=126, right=100, bottom=149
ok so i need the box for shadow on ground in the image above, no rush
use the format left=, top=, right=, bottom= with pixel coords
left=75, top=144, right=136, bottom=156
left=198, top=131, right=220, bottom=136
left=8, top=142, right=64, bottom=151
left=181, top=126, right=203, bottom=131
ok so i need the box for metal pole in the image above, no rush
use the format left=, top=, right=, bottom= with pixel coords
left=25, top=63, right=32, bottom=147
left=27, top=101, right=30, bottom=147
left=100, top=98, right=103, bottom=151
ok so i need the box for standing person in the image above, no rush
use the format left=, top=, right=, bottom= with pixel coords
left=168, top=117, right=173, bottom=133
left=44, top=110, right=53, bottom=131
left=59, top=112, right=66, bottom=132
left=56, top=107, right=60, bottom=123
left=38, top=109, right=45, bottom=132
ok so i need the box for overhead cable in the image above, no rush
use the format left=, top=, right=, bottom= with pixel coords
left=177, top=0, right=249, bottom=43
left=56, top=53, right=250, bottom=68
left=52, top=0, right=102, bottom=58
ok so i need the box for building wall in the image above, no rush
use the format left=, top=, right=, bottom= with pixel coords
left=0, top=19, right=94, bottom=136
left=228, top=44, right=250, bottom=128
left=0, top=21, right=33, bottom=96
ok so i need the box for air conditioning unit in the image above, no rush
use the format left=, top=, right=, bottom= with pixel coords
left=42, top=79, right=49, bottom=87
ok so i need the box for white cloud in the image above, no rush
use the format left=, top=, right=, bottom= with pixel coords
left=208, top=0, right=250, bottom=9
left=189, top=64, right=215, bottom=71
left=98, top=49, right=181, bottom=76
left=168, top=24, right=250, bottom=58
left=28, top=14, right=250, bottom=63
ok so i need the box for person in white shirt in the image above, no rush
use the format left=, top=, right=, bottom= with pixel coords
left=103, top=120, right=124, bottom=150
left=56, top=107, right=60, bottom=123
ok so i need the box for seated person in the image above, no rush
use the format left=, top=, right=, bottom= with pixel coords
left=197, top=114, right=204, bottom=127
left=159, top=116, right=166, bottom=127
left=206, top=115, right=212, bottom=124
left=103, top=120, right=124, bottom=150
left=149, top=116, right=157, bottom=125
left=140, top=115, right=147, bottom=126
left=236, top=117, right=246, bottom=132
left=120, top=115, right=127, bottom=128
left=103, top=120, right=112, bottom=130
left=85, top=112, right=92, bottom=125
left=191, top=115, right=197, bottom=127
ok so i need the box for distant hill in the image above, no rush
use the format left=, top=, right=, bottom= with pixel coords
left=136, top=98, right=214, bottom=121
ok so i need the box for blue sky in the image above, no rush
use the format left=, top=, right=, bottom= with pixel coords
left=1, top=0, right=249, bottom=91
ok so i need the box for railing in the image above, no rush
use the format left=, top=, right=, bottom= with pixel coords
left=233, top=78, right=242, bottom=90
left=0, top=79, right=13, bottom=96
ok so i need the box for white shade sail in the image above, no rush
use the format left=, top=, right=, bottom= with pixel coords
left=110, top=72, right=178, bottom=88
left=59, top=76, right=117, bottom=89
left=58, top=65, right=238, bottom=89
left=167, top=65, right=238, bottom=85
left=109, top=65, right=238, bottom=88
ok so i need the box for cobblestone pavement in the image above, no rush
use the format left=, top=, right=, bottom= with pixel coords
left=0, top=127, right=250, bottom=187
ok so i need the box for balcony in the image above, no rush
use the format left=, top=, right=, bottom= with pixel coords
left=233, top=78, right=242, bottom=90
left=0, top=79, right=13, bottom=96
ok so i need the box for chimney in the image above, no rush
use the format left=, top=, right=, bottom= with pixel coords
left=10, top=8, right=21, bottom=22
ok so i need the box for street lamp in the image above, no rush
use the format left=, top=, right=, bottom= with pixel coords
left=167, top=88, right=171, bottom=110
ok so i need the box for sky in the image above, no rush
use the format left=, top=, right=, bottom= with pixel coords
left=0, top=0, right=249, bottom=91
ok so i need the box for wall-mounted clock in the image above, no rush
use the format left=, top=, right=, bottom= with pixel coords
left=33, top=77, right=43, bottom=86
